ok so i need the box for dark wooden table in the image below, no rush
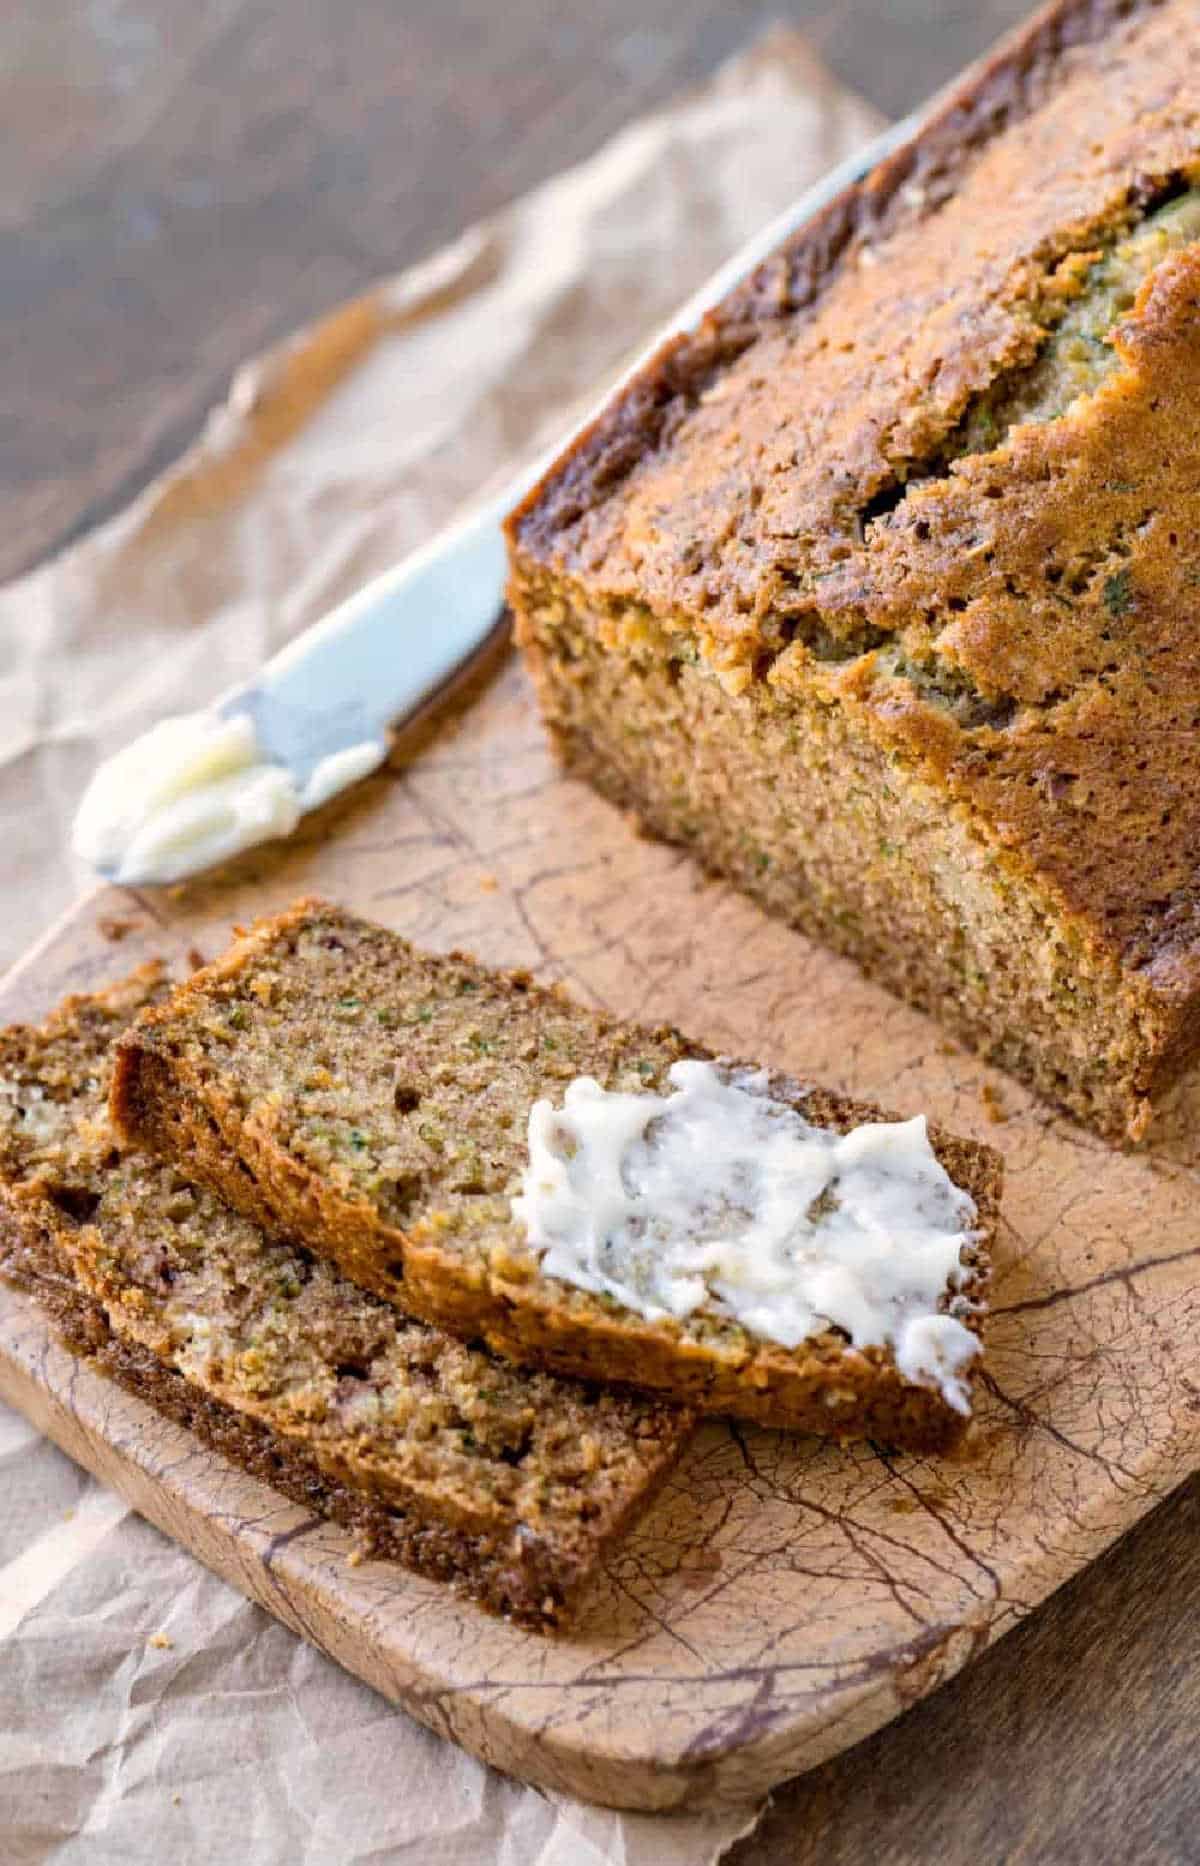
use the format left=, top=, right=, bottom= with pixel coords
left=6, top=5, right=1198, bottom=1861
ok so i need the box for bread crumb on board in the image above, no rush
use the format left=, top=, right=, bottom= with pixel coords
left=148, top=1632, right=173, bottom=1650
left=980, top=1083, right=1007, bottom=1124
left=98, top=915, right=136, bottom=942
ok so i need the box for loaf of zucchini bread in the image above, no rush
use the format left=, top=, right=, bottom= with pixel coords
left=111, top=900, right=1002, bottom=1452
left=506, top=0, right=1200, bottom=1141
left=0, top=966, right=691, bottom=1627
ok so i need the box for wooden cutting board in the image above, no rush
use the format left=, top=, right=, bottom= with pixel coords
left=3, top=644, right=1199, bottom=1813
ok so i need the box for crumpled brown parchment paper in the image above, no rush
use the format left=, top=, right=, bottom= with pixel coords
left=0, top=35, right=882, bottom=1863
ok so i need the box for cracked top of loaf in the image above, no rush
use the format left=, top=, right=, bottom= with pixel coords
left=509, top=0, right=1200, bottom=1001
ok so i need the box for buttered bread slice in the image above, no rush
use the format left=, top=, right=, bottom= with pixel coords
left=113, top=900, right=1002, bottom=1452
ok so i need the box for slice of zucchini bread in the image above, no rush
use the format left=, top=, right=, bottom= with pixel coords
left=506, top=0, right=1200, bottom=1141
left=111, top=900, right=1002, bottom=1453
left=0, top=967, right=691, bottom=1629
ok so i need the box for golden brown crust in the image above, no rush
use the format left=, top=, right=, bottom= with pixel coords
left=506, top=0, right=1200, bottom=1139
left=112, top=900, right=1002, bottom=1455
left=814, top=252, right=1200, bottom=990
left=510, top=0, right=1167, bottom=566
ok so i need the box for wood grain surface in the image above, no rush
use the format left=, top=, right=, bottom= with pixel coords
left=3, top=647, right=1200, bottom=1815
left=7, top=2, right=1200, bottom=1857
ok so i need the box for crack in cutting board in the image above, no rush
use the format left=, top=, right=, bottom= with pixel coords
left=2, top=648, right=1198, bottom=1811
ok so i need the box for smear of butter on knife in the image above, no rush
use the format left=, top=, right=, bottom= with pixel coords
left=72, top=711, right=385, bottom=886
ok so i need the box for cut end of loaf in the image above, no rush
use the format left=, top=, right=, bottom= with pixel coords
left=509, top=568, right=1178, bottom=1145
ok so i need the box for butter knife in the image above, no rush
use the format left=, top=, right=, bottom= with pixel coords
left=72, top=113, right=915, bottom=888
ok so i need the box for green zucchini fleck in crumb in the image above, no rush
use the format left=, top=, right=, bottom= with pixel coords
left=1103, top=569, right=1133, bottom=618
